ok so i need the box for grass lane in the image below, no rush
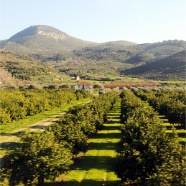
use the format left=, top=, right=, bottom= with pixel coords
left=0, top=99, right=91, bottom=158
left=51, top=99, right=122, bottom=186
left=158, top=115, right=186, bottom=143
left=0, top=99, right=91, bottom=134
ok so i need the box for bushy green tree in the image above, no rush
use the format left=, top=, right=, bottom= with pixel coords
left=1, top=131, right=73, bottom=186
left=135, top=89, right=186, bottom=126
left=48, top=114, right=88, bottom=154
left=0, top=89, right=91, bottom=124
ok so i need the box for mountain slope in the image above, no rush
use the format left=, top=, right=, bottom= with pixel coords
left=121, top=50, right=186, bottom=80
left=0, top=50, right=69, bottom=87
left=0, top=25, right=96, bottom=55
left=73, top=40, right=186, bottom=64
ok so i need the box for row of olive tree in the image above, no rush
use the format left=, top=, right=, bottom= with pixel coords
left=1, top=91, right=118, bottom=185
left=134, top=89, right=185, bottom=126
left=0, top=89, right=90, bottom=124
left=117, top=90, right=185, bottom=185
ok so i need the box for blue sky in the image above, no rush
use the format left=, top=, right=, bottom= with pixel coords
left=0, top=0, right=185, bottom=43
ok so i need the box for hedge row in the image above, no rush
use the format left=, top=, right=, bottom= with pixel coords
left=117, top=90, right=185, bottom=185
left=134, top=89, right=185, bottom=126
left=0, top=89, right=90, bottom=124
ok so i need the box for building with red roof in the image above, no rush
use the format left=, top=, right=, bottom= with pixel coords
left=75, top=81, right=93, bottom=93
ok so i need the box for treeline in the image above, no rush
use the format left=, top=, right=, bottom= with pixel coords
left=117, top=90, right=185, bottom=185
left=134, top=89, right=185, bottom=126
left=1, top=92, right=118, bottom=185
left=0, top=89, right=90, bottom=124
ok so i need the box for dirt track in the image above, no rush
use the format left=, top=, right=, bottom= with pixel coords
left=0, top=112, right=66, bottom=158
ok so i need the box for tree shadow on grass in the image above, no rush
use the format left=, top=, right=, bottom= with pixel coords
left=44, top=179, right=121, bottom=186
left=70, top=156, right=118, bottom=172
left=0, top=142, right=22, bottom=151
left=104, top=120, right=120, bottom=125
left=107, top=116, right=120, bottom=120
left=103, top=125, right=121, bottom=130
left=178, top=132, right=186, bottom=138
left=29, top=125, right=47, bottom=129
left=0, top=131, right=26, bottom=137
left=88, top=142, right=118, bottom=150
left=93, top=133, right=121, bottom=139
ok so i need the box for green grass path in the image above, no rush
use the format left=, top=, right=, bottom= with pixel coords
left=0, top=99, right=91, bottom=158
left=54, top=99, right=121, bottom=186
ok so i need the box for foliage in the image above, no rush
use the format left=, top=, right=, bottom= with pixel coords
left=48, top=114, right=88, bottom=154
left=1, top=131, right=73, bottom=186
left=135, top=89, right=186, bottom=126
left=0, top=89, right=90, bottom=124
left=47, top=91, right=118, bottom=154
left=117, top=90, right=186, bottom=185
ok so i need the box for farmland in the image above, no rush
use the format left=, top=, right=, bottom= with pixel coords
left=56, top=99, right=122, bottom=185
left=0, top=89, right=185, bottom=185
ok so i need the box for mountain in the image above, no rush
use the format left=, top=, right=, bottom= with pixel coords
left=70, top=40, right=186, bottom=80
left=121, top=50, right=186, bottom=80
left=0, top=25, right=139, bottom=59
left=0, top=25, right=96, bottom=56
left=0, top=25, right=186, bottom=81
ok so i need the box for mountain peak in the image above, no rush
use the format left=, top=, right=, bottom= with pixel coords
left=2, top=25, right=96, bottom=54
left=9, top=25, right=68, bottom=41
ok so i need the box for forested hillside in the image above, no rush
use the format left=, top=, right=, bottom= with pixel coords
left=122, top=50, right=186, bottom=80
left=0, top=50, right=69, bottom=87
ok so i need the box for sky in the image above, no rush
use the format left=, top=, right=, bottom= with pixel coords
left=0, top=0, right=186, bottom=44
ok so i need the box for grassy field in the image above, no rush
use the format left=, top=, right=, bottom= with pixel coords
left=0, top=98, right=90, bottom=134
left=45, top=99, right=122, bottom=186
